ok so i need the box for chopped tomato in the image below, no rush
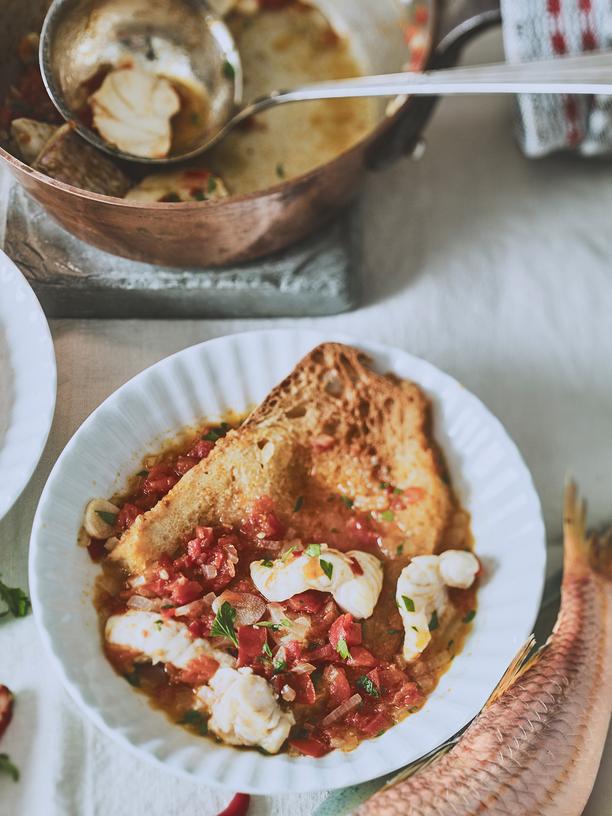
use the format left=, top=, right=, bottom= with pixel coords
left=188, top=439, right=215, bottom=460
left=0, top=685, right=14, bottom=739
left=141, top=464, right=179, bottom=496
left=116, top=502, right=141, bottom=531
left=404, top=486, right=426, bottom=504
left=174, top=455, right=196, bottom=475
left=289, top=736, right=330, bottom=758
left=392, top=681, right=423, bottom=709
left=378, top=664, right=407, bottom=692
left=323, top=665, right=351, bottom=707
left=187, top=614, right=214, bottom=638
left=241, top=497, right=284, bottom=541
left=216, top=793, right=250, bottom=816
left=345, top=514, right=380, bottom=548
left=173, top=654, right=219, bottom=686
left=311, top=433, right=336, bottom=452
left=351, top=710, right=392, bottom=737
left=87, top=538, right=108, bottom=562
left=290, top=672, right=316, bottom=705
left=307, top=643, right=336, bottom=662
left=366, top=667, right=381, bottom=693
left=168, top=576, right=203, bottom=605
left=237, top=626, right=267, bottom=668
left=346, top=646, right=377, bottom=669
left=329, top=614, right=362, bottom=649
left=283, top=639, right=303, bottom=666
left=286, top=590, right=327, bottom=614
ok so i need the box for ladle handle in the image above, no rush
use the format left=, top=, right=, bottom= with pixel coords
left=260, top=52, right=612, bottom=106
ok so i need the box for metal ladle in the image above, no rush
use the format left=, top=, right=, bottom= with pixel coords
left=40, top=0, right=612, bottom=165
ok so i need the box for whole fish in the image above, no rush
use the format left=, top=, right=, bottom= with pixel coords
left=356, top=483, right=611, bottom=816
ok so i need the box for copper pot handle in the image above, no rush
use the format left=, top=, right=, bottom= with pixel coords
left=366, top=0, right=502, bottom=170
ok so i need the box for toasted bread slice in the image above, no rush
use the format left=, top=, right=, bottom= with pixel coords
left=110, top=343, right=455, bottom=573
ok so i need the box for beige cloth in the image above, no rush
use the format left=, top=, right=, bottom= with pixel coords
left=0, top=29, right=610, bottom=816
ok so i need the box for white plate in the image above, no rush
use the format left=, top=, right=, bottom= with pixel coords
left=0, top=250, right=56, bottom=521
left=30, top=330, right=545, bottom=794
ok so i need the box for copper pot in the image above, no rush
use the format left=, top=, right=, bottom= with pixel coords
left=0, top=0, right=500, bottom=269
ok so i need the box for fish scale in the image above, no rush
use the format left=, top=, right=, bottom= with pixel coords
left=358, top=484, right=612, bottom=816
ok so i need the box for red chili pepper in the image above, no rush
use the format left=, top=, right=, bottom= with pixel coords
left=216, top=793, right=250, bottom=816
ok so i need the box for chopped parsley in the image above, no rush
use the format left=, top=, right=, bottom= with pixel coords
left=0, top=576, right=31, bottom=619
left=393, top=488, right=403, bottom=495
left=428, top=610, right=439, bottom=631
left=208, top=176, right=217, bottom=193
left=179, top=709, right=208, bottom=736
left=411, top=625, right=418, bottom=632
left=210, top=602, right=238, bottom=646
left=223, top=59, right=236, bottom=80
left=190, top=112, right=201, bottom=125
left=280, top=618, right=293, bottom=628
left=305, top=543, right=321, bottom=557
left=387, top=628, right=402, bottom=635
left=463, top=610, right=476, bottom=624
left=320, top=559, right=334, bottom=580
left=293, top=495, right=304, bottom=512
left=275, top=162, right=286, bottom=179
left=137, top=469, right=149, bottom=478
left=154, top=619, right=163, bottom=631
left=202, top=422, right=231, bottom=442
left=379, top=482, right=390, bottom=489
left=281, top=545, right=299, bottom=561
left=0, top=754, right=19, bottom=782
left=396, top=543, right=404, bottom=555
left=340, top=495, right=353, bottom=509
left=192, top=188, right=206, bottom=201
left=336, top=636, right=351, bottom=661
left=95, top=510, right=117, bottom=526
left=447, top=639, right=455, bottom=650
left=380, top=510, right=395, bottom=522
left=356, top=675, right=380, bottom=698
left=254, top=621, right=280, bottom=630
left=272, top=658, right=287, bottom=674
left=260, top=559, right=274, bottom=568
left=262, top=642, right=273, bottom=658
left=401, top=595, right=415, bottom=613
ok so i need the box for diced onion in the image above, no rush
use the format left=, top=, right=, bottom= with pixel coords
left=174, top=597, right=213, bottom=617
left=322, top=694, right=362, bottom=727
left=159, top=569, right=170, bottom=580
left=226, top=544, right=239, bottom=564
left=292, top=662, right=316, bottom=675
left=129, top=575, right=146, bottom=588
left=126, top=595, right=160, bottom=612
left=280, top=685, right=296, bottom=702
left=202, top=564, right=218, bottom=580
left=214, top=591, right=266, bottom=626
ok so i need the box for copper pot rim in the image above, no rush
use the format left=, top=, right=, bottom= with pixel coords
left=0, top=1, right=436, bottom=211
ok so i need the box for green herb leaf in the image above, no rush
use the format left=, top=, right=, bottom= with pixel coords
left=0, top=576, right=31, bottom=618
left=336, top=636, right=351, bottom=661
left=463, top=609, right=476, bottom=624
left=95, top=510, right=118, bottom=526
left=340, top=495, right=353, bottom=509
left=179, top=709, right=208, bottom=735
left=320, top=559, right=334, bottom=580
left=447, top=639, right=455, bottom=650
left=396, top=543, right=404, bottom=555
left=260, top=559, right=274, bottom=568
left=402, top=595, right=415, bottom=613
left=208, top=176, right=217, bottom=193
left=393, top=488, right=403, bottom=495
left=223, top=59, right=235, bottom=80
left=254, top=621, right=280, bottom=630
left=137, top=469, right=149, bottom=478
left=428, top=610, right=439, bottom=631
left=272, top=658, right=287, bottom=674
left=275, top=162, right=285, bottom=179
left=154, top=619, right=163, bottom=631
left=381, top=510, right=395, bottom=522
left=387, top=628, right=402, bottom=635
left=281, top=545, right=298, bottom=561
left=379, top=482, right=389, bottom=489
left=411, top=625, right=418, bottom=632
left=305, top=543, right=321, bottom=557
left=262, top=641, right=273, bottom=658
left=210, top=601, right=238, bottom=646
left=190, top=112, right=201, bottom=125
left=0, top=753, right=19, bottom=782
left=356, top=675, right=380, bottom=697
left=159, top=191, right=181, bottom=202
left=280, top=618, right=293, bottom=628
left=293, top=495, right=304, bottom=513
left=192, top=188, right=206, bottom=201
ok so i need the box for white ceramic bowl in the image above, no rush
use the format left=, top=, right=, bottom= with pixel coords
left=30, top=330, right=545, bottom=794
left=0, top=250, right=56, bottom=521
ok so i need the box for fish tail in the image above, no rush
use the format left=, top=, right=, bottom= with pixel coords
left=564, top=479, right=612, bottom=579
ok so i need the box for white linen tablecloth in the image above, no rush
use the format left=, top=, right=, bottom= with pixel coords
left=0, top=29, right=610, bottom=816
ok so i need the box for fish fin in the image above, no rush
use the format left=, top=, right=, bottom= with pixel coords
left=563, top=479, right=591, bottom=577
left=484, top=635, right=545, bottom=708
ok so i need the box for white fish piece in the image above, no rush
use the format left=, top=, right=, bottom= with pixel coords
left=89, top=67, right=180, bottom=158
left=396, top=551, right=477, bottom=661
left=250, top=546, right=383, bottom=619
left=196, top=666, right=294, bottom=754
left=105, top=609, right=234, bottom=670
